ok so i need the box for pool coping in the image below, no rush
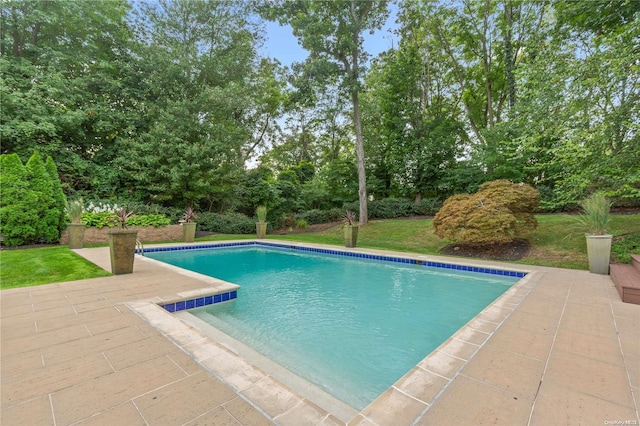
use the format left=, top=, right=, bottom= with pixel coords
left=126, top=240, right=538, bottom=424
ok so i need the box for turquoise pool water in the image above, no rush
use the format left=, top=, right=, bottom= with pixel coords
left=147, top=245, right=520, bottom=409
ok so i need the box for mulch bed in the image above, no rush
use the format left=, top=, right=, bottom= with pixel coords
left=439, top=238, right=531, bottom=261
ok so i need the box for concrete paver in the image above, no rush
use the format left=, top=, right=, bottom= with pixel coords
left=1, top=242, right=639, bottom=425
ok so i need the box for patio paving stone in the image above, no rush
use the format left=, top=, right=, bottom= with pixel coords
left=2, top=243, right=639, bottom=425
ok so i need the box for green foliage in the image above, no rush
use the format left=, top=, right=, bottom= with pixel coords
left=236, top=166, right=277, bottom=216
left=0, top=153, right=38, bottom=246
left=576, top=192, right=612, bottom=236
left=45, top=156, right=67, bottom=231
left=66, top=199, right=84, bottom=223
left=80, top=211, right=170, bottom=228
left=0, top=152, right=66, bottom=246
left=81, top=211, right=118, bottom=229
left=256, top=206, right=268, bottom=223
left=295, top=208, right=344, bottom=226
left=433, top=180, right=540, bottom=245
left=126, top=214, right=171, bottom=228
left=368, top=198, right=418, bottom=220
left=295, top=218, right=309, bottom=229
left=197, top=212, right=256, bottom=235
left=25, top=151, right=61, bottom=243
left=612, top=233, right=640, bottom=264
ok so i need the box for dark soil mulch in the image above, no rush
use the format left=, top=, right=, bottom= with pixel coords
left=439, top=238, right=531, bottom=261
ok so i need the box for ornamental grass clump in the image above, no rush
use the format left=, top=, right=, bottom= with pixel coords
left=66, top=199, right=84, bottom=224
left=577, top=192, right=611, bottom=236
left=256, top=205, right=267, bottom=223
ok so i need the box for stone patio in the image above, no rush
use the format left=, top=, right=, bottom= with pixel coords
left=1, top=242, right=638, bottom=425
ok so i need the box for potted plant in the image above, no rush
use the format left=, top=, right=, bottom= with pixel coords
left=343, top=210, right=358, bottom=248
left=108, top=207, right=138, bottom=275
left=256, top=205, right=267, bottom=239
left=66, top=198, right=86, bottom=249
left=181, top=206, right=198, bottom=242
left=577, top=192, right=613, bottom=275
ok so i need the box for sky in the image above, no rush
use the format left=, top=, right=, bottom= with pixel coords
left=259, top=6, right=399, bottom=67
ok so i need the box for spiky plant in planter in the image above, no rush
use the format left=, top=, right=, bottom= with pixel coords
left=343, top=210, right=359, bottom=248
left=578, top=192, right=613, bottom=274
left=66, top=199, right=86, bottom=249
left=255, top=205, right=268, bottom=239
left=181, top=206, right=198, bottom=242
left=108, top=207, right=138, bottom=275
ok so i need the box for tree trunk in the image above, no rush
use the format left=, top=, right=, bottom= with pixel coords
left=352, top=89, right=368, bottom=226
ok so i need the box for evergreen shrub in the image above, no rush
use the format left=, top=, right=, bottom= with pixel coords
left=26, top=151, right=61, bottom=243
left=295, top=208, right=344, bottom=225
left=0, top=154, right=38, bottom=246
left=197, top=212, right=255, bottom=234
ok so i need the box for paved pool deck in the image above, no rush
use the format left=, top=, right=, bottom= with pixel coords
left=1, top=241, right=638, bottom=426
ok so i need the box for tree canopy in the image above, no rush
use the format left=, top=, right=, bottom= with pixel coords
left=1, top=0, right=637, bottom=221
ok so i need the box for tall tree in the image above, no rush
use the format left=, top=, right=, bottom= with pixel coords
left=260, top=1, right=390, bottom=225
left=0, top=0, right=136, bottom=196
left=119, top=0, right=273, bottom=207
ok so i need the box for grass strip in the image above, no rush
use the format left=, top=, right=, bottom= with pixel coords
left=0, top=246, right=111, bottom=290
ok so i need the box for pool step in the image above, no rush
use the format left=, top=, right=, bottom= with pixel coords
left=610, top=254, right=640, bottom=305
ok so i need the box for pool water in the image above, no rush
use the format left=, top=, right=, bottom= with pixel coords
left=147, top=246, right=519, bottom=409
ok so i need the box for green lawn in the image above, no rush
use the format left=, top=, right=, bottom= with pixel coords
left=2, top=213, right=639, bottom=290
left=0, top=246, right=111, bottom=290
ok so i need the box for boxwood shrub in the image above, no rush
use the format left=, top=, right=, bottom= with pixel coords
left=197, top=212, right=255, bottom=234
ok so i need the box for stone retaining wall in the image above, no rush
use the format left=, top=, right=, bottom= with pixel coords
left=60, top=224, right=184, bottom=244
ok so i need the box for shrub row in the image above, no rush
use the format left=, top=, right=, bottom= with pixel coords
left=296, top=198, right=443, bottom=225
left=197, top=212, right=256, bottom=234
left=81, top=211, right=171, bottom=228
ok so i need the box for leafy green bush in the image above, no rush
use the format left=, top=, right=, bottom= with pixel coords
left=126, top=214, right=171, bottom=227
left=368, top=198, right=415, bottom=219
left=26, top=151, right=61, bottom=243
left=293, top=198, right=442, bottom=225
left=612, top=232, right=640, bottom=264
left=81, top=211, right=171, bottom=228
left=197, top=212, right=255, bottom=234
left=0, top=154, right=38, bottom=246
left=414, top=198, right=443, bottom=216
left=433, top=180, right=540, bottom=245
left=295, top=208, right=344, bottom=225
left=82, top=211, right=118, bottom=228
left=295, top=218, right=309, bottom=229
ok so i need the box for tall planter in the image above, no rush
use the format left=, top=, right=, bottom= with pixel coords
left=586, top=234, right=612, bottom=275
left=183, top=222, right=197, bottom=243
left=108, top=229, right=138, bottom=275
left=67, top=223, right=86, bottom=249
left=256, top=222, right=267, bottom=239
left=344, top=225, right=359, bottom=248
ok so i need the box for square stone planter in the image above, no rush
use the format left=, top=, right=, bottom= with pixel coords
left=67, top=223, right=86, bottom=249
left=183, top=222, right=197, bottom=242
left=344, top=225, right=359, bottom=248
left=586, top=234, right=612, bottom=275
left=256, top=222, right=267, bottom=239
left=108, top=229, right=138, bottom=275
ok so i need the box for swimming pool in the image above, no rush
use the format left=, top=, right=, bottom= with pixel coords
left=145, top=242, right=523, bottom=410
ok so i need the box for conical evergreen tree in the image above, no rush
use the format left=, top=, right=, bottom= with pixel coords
left=25, top=151, right=60, bottom=243
left=45, top=156, right=67, bottom=234
left=0, top=154, right=38, bottom=246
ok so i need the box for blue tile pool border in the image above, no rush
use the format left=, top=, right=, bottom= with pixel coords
left=162, top=290, right=237, bottom=313
left=143, top=241, right=527, bottom=279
